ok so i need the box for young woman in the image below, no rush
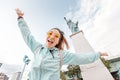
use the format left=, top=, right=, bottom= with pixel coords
left=15, top=9, right=108, bottom=80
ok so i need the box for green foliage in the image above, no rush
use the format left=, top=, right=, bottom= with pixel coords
left=60, top=70, right=67, bottom=80
left=67, top=65, right=81, bottom=79
left=100, top=57, right=111, bottom=70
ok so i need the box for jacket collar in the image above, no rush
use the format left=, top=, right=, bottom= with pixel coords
left=43, top=44, right=59, bottom=51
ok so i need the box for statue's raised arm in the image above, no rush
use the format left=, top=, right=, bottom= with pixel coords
left=64, top=17, right=79, bottom=34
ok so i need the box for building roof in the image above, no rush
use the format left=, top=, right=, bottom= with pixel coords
left=107, top=56, right=120, bottom=63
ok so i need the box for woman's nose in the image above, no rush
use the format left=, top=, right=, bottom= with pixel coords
left=50, top=35, right=55, bottom=38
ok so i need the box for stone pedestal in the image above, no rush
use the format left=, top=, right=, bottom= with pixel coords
left=70, top=31, right=114, bottom=80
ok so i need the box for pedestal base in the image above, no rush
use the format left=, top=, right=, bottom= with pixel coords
left=70, top=31, right=114, bottom=80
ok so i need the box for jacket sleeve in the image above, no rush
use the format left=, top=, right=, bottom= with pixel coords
left=62, top=50, right=100, bottom=65
left=17, top=18, right=41, bottom=53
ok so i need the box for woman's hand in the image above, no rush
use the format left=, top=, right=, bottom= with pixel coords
left=99, top=52, right=108, bottom=56
left=15, top=8, right=24, bottom=17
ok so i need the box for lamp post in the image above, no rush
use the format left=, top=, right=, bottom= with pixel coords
left=19, top=55, right=30, bottom=80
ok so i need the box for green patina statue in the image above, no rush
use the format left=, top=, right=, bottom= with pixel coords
left=64, top=17, right=79, bottom=34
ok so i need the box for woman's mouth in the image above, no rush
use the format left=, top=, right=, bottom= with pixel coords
left=48, top=39, right=53, bottom=44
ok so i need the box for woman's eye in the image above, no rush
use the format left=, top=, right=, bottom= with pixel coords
left=47, top=32, right=52, bottom=36
left=55, top=35, right=59, bottom=38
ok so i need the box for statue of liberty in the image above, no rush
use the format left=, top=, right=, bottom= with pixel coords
left=64, top=17, right=79, bottom=34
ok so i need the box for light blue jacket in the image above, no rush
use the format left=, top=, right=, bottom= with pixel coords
left=18, top=18, right=100, bottom=80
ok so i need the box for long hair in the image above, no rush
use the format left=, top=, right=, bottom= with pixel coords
left=51, top=28, right=69, bottom=50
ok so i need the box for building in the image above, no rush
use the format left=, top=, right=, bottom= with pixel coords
left=107, top=56, right=120, bottom=73
left=0, top=63, right=9, bottom=80
left=0, top=62, right=22, bottom=80
left=11, top=72, right=21, bottom=80
left=106, top=56, right=120, bottom=80
left=0, top=73, right=9, bottom=80
left=0, top=63, right=2, bottom=67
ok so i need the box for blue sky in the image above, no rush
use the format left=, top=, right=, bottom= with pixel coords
left=0, top=0, right=120, bottom=66
left=0, top=0, right=78, bottom=65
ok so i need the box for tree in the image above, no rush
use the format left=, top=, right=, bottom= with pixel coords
left=74, top=65, right=81, bottom=80
left=60, top=71, right=67, bottom=80
left=100, top=57, right=111, bottom=70
left=67, top=65, right=81, bottom=80
left=67, top=65, right=75, bottom=79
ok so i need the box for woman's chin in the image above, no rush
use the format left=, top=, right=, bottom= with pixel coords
left=46, top=45, right=53, bottom=48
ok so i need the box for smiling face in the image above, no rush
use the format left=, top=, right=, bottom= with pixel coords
left=46, top=29, right=61, bottom=48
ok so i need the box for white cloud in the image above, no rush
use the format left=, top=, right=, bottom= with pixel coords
left=66, top=0, right=120, bottom=56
